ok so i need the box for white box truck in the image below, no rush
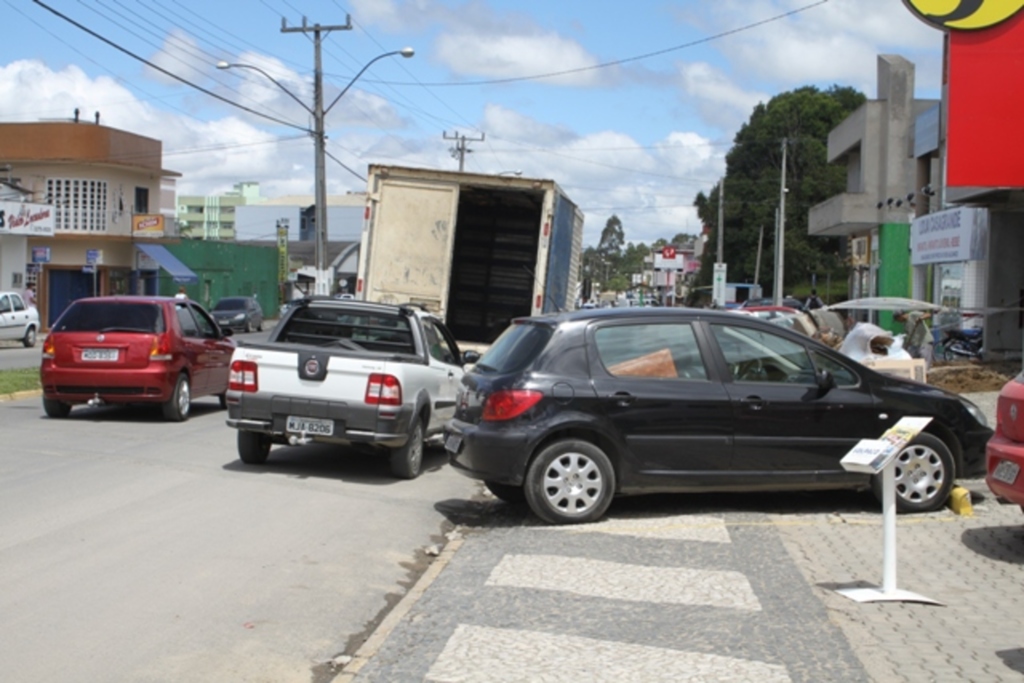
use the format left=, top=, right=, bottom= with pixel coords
left=355, top=165, right=584, bottom=343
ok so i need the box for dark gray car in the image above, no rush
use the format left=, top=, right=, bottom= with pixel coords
left=212, top=296, right=263, bottom=333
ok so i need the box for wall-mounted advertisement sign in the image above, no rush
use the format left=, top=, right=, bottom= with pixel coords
left=32, top=246, right=51, bottom=263
left=132, top=214, right=165, bottom=237
left=0, top=201, right=56, bottom=236
left=910, top=207, right=988, bottom=265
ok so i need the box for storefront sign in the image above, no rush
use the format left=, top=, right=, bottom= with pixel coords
left=277, top=220, right=289, bottom=283
left=136, top=250, right=158, bottom=271
left=910, top=207, right=988, bottom=265
left=32, top=246, right=51, bottom=263
left=132, top=214, right=165, bottom=237
left=0, top=201, right=56, bottom=236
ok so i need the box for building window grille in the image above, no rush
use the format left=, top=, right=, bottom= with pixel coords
left=46, top=178, right=108, bottom=232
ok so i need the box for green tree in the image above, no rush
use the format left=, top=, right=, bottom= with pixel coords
left=693, top=85, right=865, bottom=296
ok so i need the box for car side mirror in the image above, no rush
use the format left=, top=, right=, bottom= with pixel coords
left=221, top=327, right=234, bottom=338
left=462, top=349, right=481, bottom=365
left=815, top=368, right=836, bottom=397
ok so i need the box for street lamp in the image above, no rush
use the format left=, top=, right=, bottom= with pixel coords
left=218, top=46, right=414, bottom=295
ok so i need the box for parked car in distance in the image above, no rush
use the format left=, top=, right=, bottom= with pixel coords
left=212, top=296, right=263, bottom=333
left=985, top=372, right=1024, bottom=510
left=40, top=296, right=235, bottom=421
left=0, top=290, right=40, bottom=347
left=445, top=307, right=992, bottom=524
left=740, top=297, right=806, bottom=310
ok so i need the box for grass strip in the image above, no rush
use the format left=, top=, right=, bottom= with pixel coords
left=0, top=367, right=41, bottom=395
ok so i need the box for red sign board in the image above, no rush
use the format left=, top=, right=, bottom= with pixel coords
left=662, top=246, right=676, bottom=260
left=947, top=12, right=1024, bottom=188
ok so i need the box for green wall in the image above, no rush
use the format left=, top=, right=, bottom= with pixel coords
left=877, top=222, right=911, bottom=330
left=163, top=241, right=280, bottom=314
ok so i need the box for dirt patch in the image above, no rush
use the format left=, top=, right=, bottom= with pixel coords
left=927, top=360, right=1020, bottom=393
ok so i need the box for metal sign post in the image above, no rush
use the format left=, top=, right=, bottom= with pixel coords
left=836, top=417, right=942, bottom=605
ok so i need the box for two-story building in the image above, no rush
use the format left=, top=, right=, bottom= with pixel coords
left=0, top=119, right=191, bottom=326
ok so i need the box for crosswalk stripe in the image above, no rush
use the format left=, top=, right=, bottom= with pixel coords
left=538, top=514, right=732, bottom=543
left=486, top=554, right=761, bottom=610
left=426, top=624, right=791, bottom=683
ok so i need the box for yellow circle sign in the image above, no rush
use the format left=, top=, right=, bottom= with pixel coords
left=903, top=0, right=1024, bottom=29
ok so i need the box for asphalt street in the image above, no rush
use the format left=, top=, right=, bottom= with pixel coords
left=0, top=391, right=479, bottom=683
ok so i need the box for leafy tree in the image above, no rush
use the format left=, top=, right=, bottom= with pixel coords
left=692, top=85, right=865, bottom=295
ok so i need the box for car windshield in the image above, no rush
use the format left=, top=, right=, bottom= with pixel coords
left=52, top=301, right=165, bottom=333
left=474, top=321, right=553, bottom=374
left=214, top=298, right=247, bottom=311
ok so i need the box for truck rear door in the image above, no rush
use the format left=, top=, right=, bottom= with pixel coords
left=364, top=178, right=459, bottom=314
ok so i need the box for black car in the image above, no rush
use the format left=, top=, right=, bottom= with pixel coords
left=445, top=308, right=992, bottom=524
left=211, top=296, right=263, bottom=333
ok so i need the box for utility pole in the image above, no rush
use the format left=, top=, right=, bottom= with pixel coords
left=716, top=178, right=724, bottom=264
left=754, top=224, right=763, bottom=286
left=282, top=16, right=352, bottom=295
left=444, top=131, right=485, bottom=172
left=774, top=138, right=788, bottom=306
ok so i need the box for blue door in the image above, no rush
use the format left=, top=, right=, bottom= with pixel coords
left=48, top=270, right=94, bottom=326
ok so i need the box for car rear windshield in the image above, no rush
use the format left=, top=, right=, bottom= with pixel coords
left=52, top=302, right=165, bottom=333
left=473, top=321, right=553, bottom=374
left=278, top=306, right=415, bottom=354
left=213, top=298, right=246, bottom=311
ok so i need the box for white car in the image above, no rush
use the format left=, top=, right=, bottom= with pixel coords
left=0, top=291, right=40, bottom=347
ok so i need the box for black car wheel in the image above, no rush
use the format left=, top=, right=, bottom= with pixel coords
left=23, top=326, right=37, bottom=348
left=872, top=433, right=955, bottom=513
left=162, top=373, right=191, bottom=422
left=525, top=439, right=615, bottom=525
left=43, top=397, right=71, bottom=418
left=389, top=419, right=424, bottom=479
left=484, top=480, right=527, bottom=504
left=237, top=430, right=271, bottom=464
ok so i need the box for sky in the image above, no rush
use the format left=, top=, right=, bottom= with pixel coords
left=1, top=0, right=945, bottom=244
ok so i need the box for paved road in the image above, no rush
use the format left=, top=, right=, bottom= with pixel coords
left=0, top=393, right=478, bottom=683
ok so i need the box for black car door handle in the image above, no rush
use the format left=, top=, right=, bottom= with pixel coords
left=741, top=396, right=766, bottom=411
left=609, top=392, right=635, bottom=407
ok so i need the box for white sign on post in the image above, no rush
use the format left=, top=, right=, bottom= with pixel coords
left=712, top=263, right=727, bottom=308
left=837, top=416, right=941, bottom=605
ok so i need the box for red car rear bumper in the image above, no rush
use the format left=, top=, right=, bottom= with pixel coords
left=986, top=434, right=1024, bottom=507
left=41, top=361, right=179, bottom=404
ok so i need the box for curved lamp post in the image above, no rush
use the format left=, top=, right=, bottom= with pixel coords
left=218, top=47, right=414, bottom=294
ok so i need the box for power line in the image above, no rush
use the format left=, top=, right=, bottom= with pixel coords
left=378, top=0, right=832, bottom=87
left=32, top=0, right=310, bottom=132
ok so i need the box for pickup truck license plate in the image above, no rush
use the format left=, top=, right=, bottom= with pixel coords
left=286, top=416, right=334, bottom=436
left=82, top=348, right=119, bottom=362
left=444, top=433, right=462, bottom=453
left=992, top=459, right=1020, bottom=485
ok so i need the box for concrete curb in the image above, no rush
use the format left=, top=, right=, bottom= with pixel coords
left=0, top=389, right=41, bottom=402
left=335, top=535, right=466, bottom=682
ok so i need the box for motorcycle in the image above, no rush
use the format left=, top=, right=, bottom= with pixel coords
left=940, top=327, right=983, bottom=361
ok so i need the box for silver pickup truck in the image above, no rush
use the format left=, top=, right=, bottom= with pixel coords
left=224, top=298, right=478, bottom=478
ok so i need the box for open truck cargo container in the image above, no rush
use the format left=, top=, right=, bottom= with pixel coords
left=356, top=165, right=584, bottom=344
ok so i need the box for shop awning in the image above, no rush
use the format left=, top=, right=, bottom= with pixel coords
left=136, top=243, right=198, bottom=284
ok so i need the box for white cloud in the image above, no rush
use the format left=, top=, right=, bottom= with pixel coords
left=435, top=31, right=601, bottom=86
left=677, top=61, right=770, bottom=129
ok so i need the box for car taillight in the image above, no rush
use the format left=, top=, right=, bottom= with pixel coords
left=150, top=334, right=173, bottom=361
left=365, top=373, right=402, bottom=406
left=482, top=390, right=543, bottom=421
left=229, top=360, right=259, bottom=392
left=42, top=336, right=55, bottom=359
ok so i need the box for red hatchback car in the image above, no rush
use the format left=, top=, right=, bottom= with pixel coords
left=986, top=372, right=1024, bottom=510
left=40, top=296, right=236, bottom=421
